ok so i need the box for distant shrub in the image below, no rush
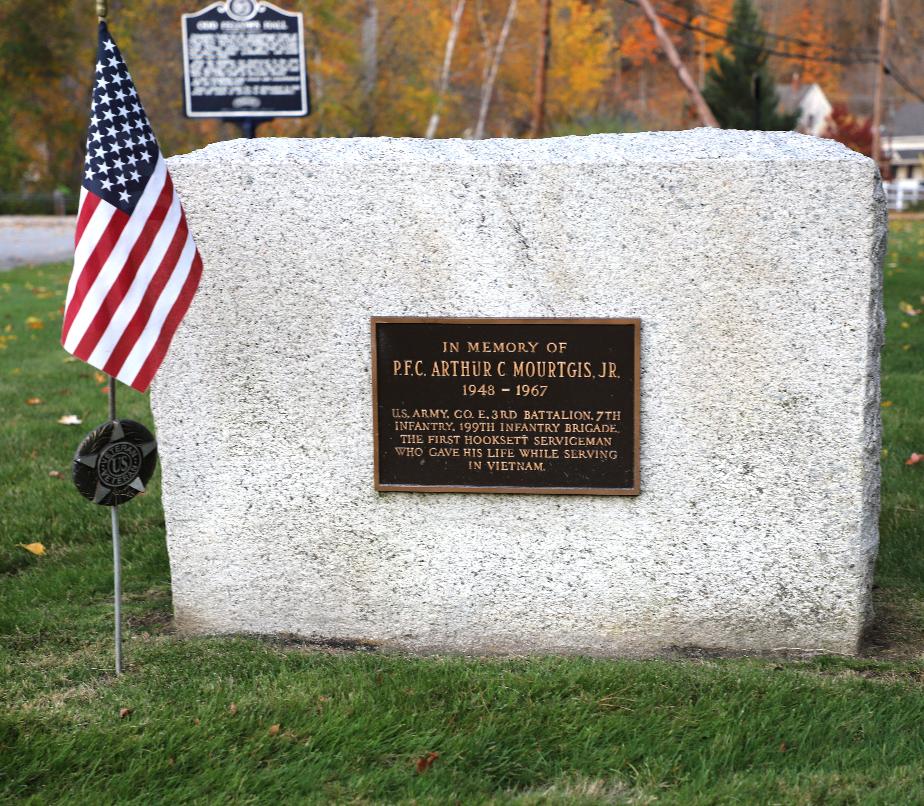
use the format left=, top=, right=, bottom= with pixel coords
left=0, top=191, right=78, bottom=215
left=821, top=104, right=873, bottom=158
left=550, top=114, right=640, bottom=137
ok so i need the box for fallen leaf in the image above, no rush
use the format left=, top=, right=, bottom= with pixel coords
left=902, top=344, right=912, bottom=351
left=881, top=400, right=893, bottom=408
left=49, top=470, right=63, bottom=479
left=268, top=724, right=280, bottom=736
left=19, top=542, right=45, bottom=556
left=25, top=316, right=43, bottom=330
left=193, top=718, right=201, bottom=726
left=94, top=371, right=107, bottom=384
left=779, top=741, right=787, bottom=753
left=3, top=324, right=11, bottom=333
left=899, top=301, right=921, bottom=316
left=119, top=707, right=132, bottom=719
left=26, top=397, right=43, bottom=405
left=57, top=415, right=82, bottom=425
left=415, top=751, right=439, bottom=774
left=900, top=322, right=910, bottom=329
left=906, top=453, right=924, bottom=466
left=229, top=703, right=238, bottom=716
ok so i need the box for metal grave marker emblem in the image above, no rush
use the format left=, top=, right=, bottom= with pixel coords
left=73, top=420, right=159, bottom=507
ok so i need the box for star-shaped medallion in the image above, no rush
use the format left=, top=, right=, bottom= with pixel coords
left=72, top=419, right=158, bottom=507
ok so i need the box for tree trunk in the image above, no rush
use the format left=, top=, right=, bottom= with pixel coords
left=426, top=0, right=467, bottom=139
left=635, top=0, right=718, bottom=128
left=529, top=0, right=552, bottom=138
left=361, top=0, right=378, bottom=132
left=473, top=0, right=517, bottom=140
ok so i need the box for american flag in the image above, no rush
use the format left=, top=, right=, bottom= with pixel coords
left=62, top=22, right=202, bottom=393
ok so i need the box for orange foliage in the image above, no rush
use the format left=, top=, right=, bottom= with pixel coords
left=619, top=13, right=660, bottom=68
left=773, top=0, right=841, bottom=92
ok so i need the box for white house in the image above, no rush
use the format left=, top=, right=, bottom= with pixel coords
left=777, top=81, right=832, bottom=137
left=887, top=102, right=924, bottom=182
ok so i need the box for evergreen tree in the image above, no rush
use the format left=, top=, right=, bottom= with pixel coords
left=702, top=0, right=799, bottom=131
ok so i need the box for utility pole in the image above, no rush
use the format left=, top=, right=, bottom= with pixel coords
left=635, top=0, right=718, bottom=128
left=871, top=0, right=889, bottom=174
left=529, top=0, right=552, bottom=138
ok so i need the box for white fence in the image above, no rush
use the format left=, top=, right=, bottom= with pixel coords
left=884, top=180, right=924, bottom=211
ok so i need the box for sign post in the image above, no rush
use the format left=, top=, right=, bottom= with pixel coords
left=182, top=0, right=310, bottom=138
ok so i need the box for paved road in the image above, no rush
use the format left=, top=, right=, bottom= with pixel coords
left=0, top=216, right=76, bottom=270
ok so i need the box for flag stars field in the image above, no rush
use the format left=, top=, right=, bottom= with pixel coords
left=83, top=41, right=158, bottom=215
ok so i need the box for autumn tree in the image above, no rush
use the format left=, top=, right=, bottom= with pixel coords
left=702, top=0, right=798, bottom=130
left=821, top=104, right=872, bottom=157
left=0, top=0, right=93, bottom=191
left=775, top=1, right=840, bottom=90
left=0, top=0, right=896, bottom=193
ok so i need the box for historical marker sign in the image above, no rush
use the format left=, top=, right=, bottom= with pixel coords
left=182, top=0, right=309, bottom=119
left=372, top=318, right=640, bottom=495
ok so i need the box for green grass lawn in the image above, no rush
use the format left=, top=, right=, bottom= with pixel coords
left=2, top=222, right=924, bottom=804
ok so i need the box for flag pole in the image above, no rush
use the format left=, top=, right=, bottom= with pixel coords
left=109, top=374, right=123, bottom=675
left=69, top=0, right=199, bottom=676
left=96, top=0, right=122, bottom=677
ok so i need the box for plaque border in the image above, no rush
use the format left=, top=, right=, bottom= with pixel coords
left=371, top=317, right=641, bottom=496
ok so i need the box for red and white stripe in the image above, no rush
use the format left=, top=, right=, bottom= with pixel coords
left=62, top=153, right=202, bottom=392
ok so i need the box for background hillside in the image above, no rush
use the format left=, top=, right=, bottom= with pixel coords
left=0, top=0, right=921, bottom=193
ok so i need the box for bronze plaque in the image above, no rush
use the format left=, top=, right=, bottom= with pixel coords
left=372, top=318, right=640, bottom=495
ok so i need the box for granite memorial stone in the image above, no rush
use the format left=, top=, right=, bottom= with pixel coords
left=152, top=130, right=885, bottom=656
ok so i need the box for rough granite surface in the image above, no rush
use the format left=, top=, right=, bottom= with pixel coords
left=154, top=130, right=885, bottom=656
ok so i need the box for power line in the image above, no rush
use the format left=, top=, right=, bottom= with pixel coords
left=885, top=61, right=924, bottom=104
left=619, top=0, right=876, bottom=66
left=656, top=0, right=877, bottom=55
left=887, top=0, right=921, bottom=67
left=883, top=0, right=924, bottom=102
left=618, top=0, right=924, bottom=107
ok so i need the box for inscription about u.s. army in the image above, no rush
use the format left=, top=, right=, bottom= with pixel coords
left=372, top=318, right=640, bottom=495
